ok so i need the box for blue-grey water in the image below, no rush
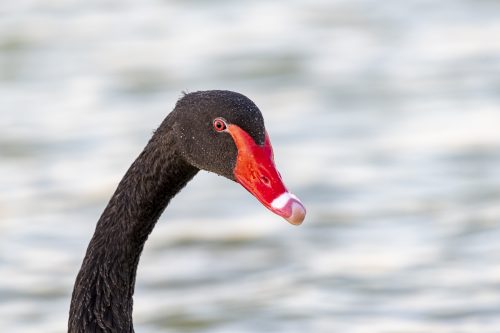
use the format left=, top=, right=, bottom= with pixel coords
left=1, top=0, right=500, bottom=332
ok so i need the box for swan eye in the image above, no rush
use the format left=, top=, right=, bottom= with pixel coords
left=213, top=118, right=227, bottom=132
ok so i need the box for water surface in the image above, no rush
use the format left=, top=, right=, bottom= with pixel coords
left=1, top=0, right=500, bottom=332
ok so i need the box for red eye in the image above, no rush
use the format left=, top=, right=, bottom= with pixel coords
left=213, top=118, right=227, bottom=132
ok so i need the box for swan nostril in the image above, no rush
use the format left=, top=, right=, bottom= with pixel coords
left=260, top=176, right=270, bottom=186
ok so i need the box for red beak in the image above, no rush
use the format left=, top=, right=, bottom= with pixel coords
left=226, top=124, right=306, bottom=225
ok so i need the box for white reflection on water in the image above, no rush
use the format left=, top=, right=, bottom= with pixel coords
left=1, top=0, right=500, bottom=332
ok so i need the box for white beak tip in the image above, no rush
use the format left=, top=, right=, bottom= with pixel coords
left=270, top=192, right=306, bottom=225
left=285, top=200, right=306, bottom=225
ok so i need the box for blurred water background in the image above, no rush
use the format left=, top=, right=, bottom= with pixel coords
left=1, top=0, right=500, bottom=332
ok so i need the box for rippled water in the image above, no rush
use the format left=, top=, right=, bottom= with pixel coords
left=1, top=0, right=500, bottom=332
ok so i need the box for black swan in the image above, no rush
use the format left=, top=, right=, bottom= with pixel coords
left=68, top=90, right=306, bottom=333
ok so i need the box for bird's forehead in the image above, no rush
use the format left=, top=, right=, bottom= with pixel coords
left=223, top=109, right=265, bottom=146
left=205, top=95, right=265, bottom=146
left=178, top=90, right=266, bottom=145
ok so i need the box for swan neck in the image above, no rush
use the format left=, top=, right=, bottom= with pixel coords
left=68, top=130, right=198, bottom=333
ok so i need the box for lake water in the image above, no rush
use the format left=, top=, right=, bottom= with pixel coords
left=1, top=0, right=500, bottom=332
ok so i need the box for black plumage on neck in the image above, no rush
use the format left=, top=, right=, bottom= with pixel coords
left=68, top=122, right=198, bottom=333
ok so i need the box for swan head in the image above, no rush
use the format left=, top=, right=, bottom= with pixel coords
left=169, top=90, right=306, bottom=225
